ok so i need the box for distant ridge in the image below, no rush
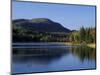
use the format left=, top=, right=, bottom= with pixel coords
left=13, top=18, right=71, bottom=33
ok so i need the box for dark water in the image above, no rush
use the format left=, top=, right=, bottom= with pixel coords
left=12, top=43, right=96, bottom=74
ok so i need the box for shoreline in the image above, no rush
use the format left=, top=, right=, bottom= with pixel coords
left=87, top=44, right=96, bottom=48
left=12, top=42, right=96, bottom=48
left=65, top=42, right=96, bottom=48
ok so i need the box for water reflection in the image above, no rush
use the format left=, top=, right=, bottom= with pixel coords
left=13, top=45, right=95, bottom=63
left=69, top=46, right=96, bottom=62
left=13, top=55, right=65, bottom=64
left=12, top=45, right=96, bottom=74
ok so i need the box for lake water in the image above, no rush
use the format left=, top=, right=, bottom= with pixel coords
left=12, top=43, right=96, bottom=74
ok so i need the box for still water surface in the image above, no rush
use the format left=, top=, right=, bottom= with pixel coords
left=12, top=43, right=96, bottom=74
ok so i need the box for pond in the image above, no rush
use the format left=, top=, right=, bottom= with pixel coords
left=12, top=43, right=96, bottom=74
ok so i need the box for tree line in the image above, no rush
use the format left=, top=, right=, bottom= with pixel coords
left=13, top=26, right=95, bottom=43
left=13, top=27, right=69, bottom=42
left=69, top=27, right=95, bottom=44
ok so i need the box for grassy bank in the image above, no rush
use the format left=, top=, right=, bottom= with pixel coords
left=87, top=43, right=96, bottom=48
left=65, top=42, right=80, bottom=46
left=65, top=42, right=96, bottom=48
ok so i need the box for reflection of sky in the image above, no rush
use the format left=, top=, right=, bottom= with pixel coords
left=12, top=51, right=95, bottom=73
left=12, top=1, right=96, bottom=30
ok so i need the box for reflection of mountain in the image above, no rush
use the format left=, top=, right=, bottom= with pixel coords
left=13, top=45, right=96, bottom=62
left=13, top=45, right=69, bottom=64
left=69, top=46, right=96, bottom=62
left=13, top=47, right=69, bottom=55
left=13, top=45, right=96, bottom=66
left=13, top=47, right=69, bottom=64
left=13, top=55, right=64, bottom=64
left=13, top=18, right=71, bottom=32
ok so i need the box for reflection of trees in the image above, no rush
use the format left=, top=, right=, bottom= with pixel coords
left=13, top=47, right=69, bottom=56
left=69, top=46, right=96, bottom=62
left=13, top=45, right=96, bottom=63
left=13, top=55, right=64, bottom=64
left=13, top=47, right=69, bottom=64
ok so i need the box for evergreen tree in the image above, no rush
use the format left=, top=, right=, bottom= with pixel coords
left=80, top=26, right=86, bottom=43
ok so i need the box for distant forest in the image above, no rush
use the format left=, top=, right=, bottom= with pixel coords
left=13, top=26, right=95, bottom=43
left=12, top=18, right=96, bottom=44
left=69, top=27, right=95, bottom=44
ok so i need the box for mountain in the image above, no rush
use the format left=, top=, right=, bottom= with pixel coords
left=13, top=18, right=71, bottom=33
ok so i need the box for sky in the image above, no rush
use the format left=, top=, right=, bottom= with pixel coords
left=12, top=1, right=96, bottom=30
